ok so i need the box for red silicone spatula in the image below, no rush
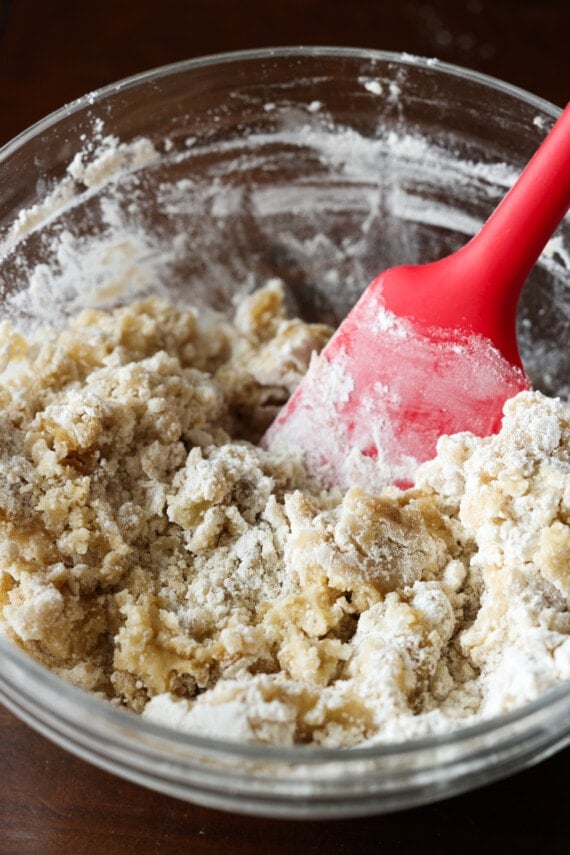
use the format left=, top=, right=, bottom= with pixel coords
left=263, top=103, right=570, bottom=492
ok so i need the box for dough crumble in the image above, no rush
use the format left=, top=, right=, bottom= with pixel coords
left=1, top=280, right=569, bottom=747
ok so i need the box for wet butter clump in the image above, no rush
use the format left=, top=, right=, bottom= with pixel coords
left=1, top=281, right=569, bottom=746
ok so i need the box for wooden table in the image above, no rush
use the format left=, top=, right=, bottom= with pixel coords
left=0, top=1, right=568, bottom=852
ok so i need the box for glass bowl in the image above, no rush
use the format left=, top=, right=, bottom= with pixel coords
left=0, top=47, right=568, bottom=819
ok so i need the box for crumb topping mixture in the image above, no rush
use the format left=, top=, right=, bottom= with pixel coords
left=1, top=281, right=569, bottom=746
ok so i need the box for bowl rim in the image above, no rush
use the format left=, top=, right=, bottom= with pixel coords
left=0, top=45, right=563, bottom=167
left=1, top=629, right=569, bottom=763
left=0, top=45, right=568, bottom=770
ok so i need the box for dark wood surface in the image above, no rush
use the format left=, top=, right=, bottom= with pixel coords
left=0, top=1, right=569, bottom=852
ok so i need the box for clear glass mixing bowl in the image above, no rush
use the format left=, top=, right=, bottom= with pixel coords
left=0, top=47, right=568, bottom=819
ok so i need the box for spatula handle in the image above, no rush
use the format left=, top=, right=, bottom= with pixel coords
left=434, top=102, right=570, bottom=365
left=469, top=102, right=570, bottom=300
